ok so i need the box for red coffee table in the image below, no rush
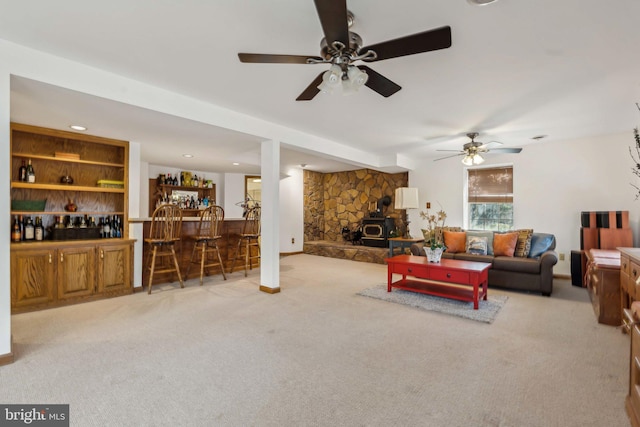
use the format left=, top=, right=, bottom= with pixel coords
left=385, top=255, right=491, bottom=309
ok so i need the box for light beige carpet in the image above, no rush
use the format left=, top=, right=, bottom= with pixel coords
left=1, top=254, right=630, bottom=426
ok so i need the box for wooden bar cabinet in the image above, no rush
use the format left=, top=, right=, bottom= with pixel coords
left=10, top=123, right=134, bottom=313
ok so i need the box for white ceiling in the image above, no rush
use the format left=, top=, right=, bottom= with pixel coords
left=3, top=0, right=640, bottom=174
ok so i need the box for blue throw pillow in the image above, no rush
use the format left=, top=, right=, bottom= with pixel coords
left=529, top=234, right=555, bottom=258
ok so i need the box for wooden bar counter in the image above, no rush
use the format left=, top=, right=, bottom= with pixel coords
left=131, top=217, right=259, bottom=285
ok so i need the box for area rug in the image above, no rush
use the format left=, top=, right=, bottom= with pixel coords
left=357, top=284, right=508, bottom=324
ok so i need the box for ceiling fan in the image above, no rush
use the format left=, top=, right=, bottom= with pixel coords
left=238, top=0, right=452, bottom=101
left=434, top=132, right=523, bottom=165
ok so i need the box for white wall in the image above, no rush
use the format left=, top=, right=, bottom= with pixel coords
left=409, top=131, right=639, bottom=276
left=221, top=170, right=304, bottom=252
left=280, top=167, right=304, bottom=253
left=223, top=173, right=246, bottom=219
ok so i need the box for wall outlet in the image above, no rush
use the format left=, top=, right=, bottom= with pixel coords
left=559, top=253, right=565, bottom=261
left=291, top=237, right=295, bottom=244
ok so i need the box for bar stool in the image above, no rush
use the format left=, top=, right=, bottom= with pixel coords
left=186, top=205, right=227, bottom=285
left=144, top=203, right=184, bottom=294
left=231, top=206, right=261, bottom=277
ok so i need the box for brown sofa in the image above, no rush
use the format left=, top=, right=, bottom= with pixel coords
left=410, top=232, right=558, bottom=296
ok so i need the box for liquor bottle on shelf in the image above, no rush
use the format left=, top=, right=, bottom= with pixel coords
left=102, top=216, right=111, bottom=238
left=11, top=216, right=21, bottom=242
left=24, top=217, right=35, bottom=241
left=34, top=217, right=44, bottom=241
left=18, top=160, right=27, bottom=182
left=25, top=159, right=35, bottom=183
left=110, top=215, right=117, bottom=238
left=113, top=216, right=120, bottom=238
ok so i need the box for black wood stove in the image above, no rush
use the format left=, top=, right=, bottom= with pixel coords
left=361, top=217, right=395, bottom=248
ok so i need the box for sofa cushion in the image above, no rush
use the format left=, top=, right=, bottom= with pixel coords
left=442, top=252, right=455, bottom=260
left=444, top=231, right=466, bottom=253
left=529, top=233, right=556, bottom=258
left=493, top=232, right=518, bottom=257
left=514, top=229, right=534, bottom=258
left=453, top=253, right=494, bottom=264
left=467, top=230, right=495, bottom=255
left=434, top=226, right=462, bottom=245
left=466, top=236, right=488, bottom=255
left=493, top=256, right=541, bottom=274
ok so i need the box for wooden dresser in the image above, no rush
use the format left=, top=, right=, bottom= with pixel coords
left=585, top=249, right=621, bottom=326
left=621, top=249, right=640, bottom=427
left=620, top=248, right=640, bottom=312
left=625, top=306, right=640, bottom=427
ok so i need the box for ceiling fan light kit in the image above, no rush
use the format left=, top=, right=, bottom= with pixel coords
left=317, top=64, right=368, bottom=95
left=238, top=0, right=452, bottom=101
left=462, top=153, right=485, bottom=166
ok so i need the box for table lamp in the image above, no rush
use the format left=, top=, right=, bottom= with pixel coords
left=394, top=187, right=419, bottom=238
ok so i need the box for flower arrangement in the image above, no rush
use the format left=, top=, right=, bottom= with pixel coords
left=419, top=207, right=447, bottom=249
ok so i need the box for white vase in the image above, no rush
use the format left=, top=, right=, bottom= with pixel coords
left=424, top=246, right=444, bottom=263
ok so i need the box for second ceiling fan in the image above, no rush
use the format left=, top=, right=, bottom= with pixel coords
left=238, top=0, right=452, bottom=101
left=435, top=133, right=523, bottom=165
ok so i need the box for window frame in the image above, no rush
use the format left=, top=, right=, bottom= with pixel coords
left=464, top=164, right=514, bottom=231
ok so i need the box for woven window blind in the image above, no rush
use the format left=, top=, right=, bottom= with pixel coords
left=468, top=166, right=513, bottom=203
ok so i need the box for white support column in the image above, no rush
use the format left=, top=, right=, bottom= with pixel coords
left=0, top=69, right=13, bottom=364
left=128, top=142, right=144, bottom=288
left=260, top=140, right=280, bottom=293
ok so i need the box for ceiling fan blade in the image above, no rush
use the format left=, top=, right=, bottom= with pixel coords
left=296, top=72, right=325, bottom=101
left=314, top=0, right=349, bottom=47
left=238, top=53, right=323, bottom=64
left=358, top=65, right=401, bottom=97
left=434, top=153, right=465, bottom=161
left=476, top=141, right=502, bottom=151
left=488, top=148, right=523, bottom=154
left=360, top=26, right=452, bottom=62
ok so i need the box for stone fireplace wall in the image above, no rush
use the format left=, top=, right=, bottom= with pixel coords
left=303, top=170, right=325, bottom=242
left=303, top=169, right=409, bottom=242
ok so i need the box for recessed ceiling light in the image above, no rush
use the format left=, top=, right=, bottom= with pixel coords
left=232, top=162, right=240, bottom=166
left=69, top=125, right=87, bottom=131
left=182, top=154, right=193, bottom=158
left=467, top=0, right=498, bottom=5
left=531, top=135, right=547, bottom=140
left=300, top=164, right=307, bottom=168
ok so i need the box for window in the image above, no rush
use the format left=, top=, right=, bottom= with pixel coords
left=467, top=166, right=513, bottom=231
